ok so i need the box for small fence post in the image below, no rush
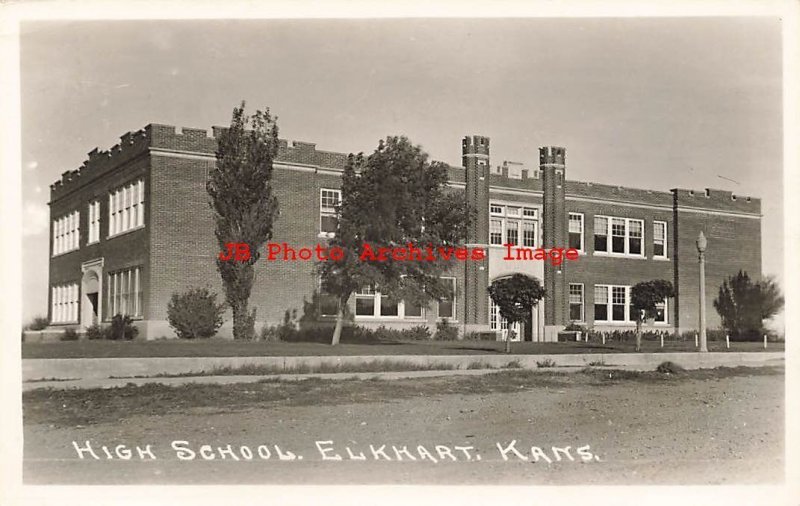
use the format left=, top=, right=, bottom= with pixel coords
left=602, top=333, right=606, bottom=345
left=660, top=333, right=664, bottom=348
left=726, top=334, right=730, bottom=349
left=695, top=332, right=699, bottom=348
left=764, top=334, right=767, bottom=349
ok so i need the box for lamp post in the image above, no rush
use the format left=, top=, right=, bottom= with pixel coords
left=696, top=231, right=708, bottom=352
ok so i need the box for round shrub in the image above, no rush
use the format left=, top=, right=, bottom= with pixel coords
left=167, top=287, right=226, bottom=339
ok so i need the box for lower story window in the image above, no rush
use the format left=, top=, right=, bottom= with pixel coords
left=438, top=277, right=456, bottom=319
left=569, top=283, right=584, bottom=321
left=594, top=284, right=635, bottom=323
left=107, top=267, right=142, bottom=319
left=51, top=283, right=79, bottom=324
left=355, top=285, right=421, bottom=318
left=490, top=299, right=508, bottom=331
left=318, top=279, right=339, bottom=317
left=654, top=300, right=667, bottom=323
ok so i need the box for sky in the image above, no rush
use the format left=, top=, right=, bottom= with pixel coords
left=19, top=18, right=784, bottom=326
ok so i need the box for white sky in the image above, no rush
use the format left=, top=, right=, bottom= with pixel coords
left=19, top=18, right=783, bottom=323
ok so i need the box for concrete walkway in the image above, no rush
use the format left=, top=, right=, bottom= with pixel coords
left=21, top=351, right=784, bottom=391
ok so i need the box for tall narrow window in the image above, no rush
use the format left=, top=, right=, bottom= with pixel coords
left=568, top=213, right=584, bottom=251
left=594, top=285, right=608, bottom=321
left=569, top=283, right=584, bottom=321
left=490, top=219, right=503, bottom=245
left=654, top=300, right=667, bottom=323
left=88, top=201, right=100, bottom=244
left=628, top=220, right=643, bottom=255
left=594, top=216, right=608, bottom=252
left=106, top=267, right=142, bottom=319
left=438, top=277, right=456, bottom=319
left=52, top=210, right=80, bottom=256
left=611, top=218, right=626, bottom=253
left=319, top=188, right=341, bottom=237
left=611, top=286, right=626, bottom=321
left=505, top=221, right=518, bottom=246
left=653, top=221, right=667, bottom=258
left=522, top=221, right=536, bottom=247
left=51, top=283, right=79, bottom=323
left=380, top=293, right=399, bottom=317
left=355, top=286, right=375, bottom=317
left=490, top=299, right=509, bottom=332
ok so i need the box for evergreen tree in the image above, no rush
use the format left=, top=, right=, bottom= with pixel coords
left=714, top=271, right=783, bottom=340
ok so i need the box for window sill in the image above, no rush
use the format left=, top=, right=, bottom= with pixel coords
left=52, top=248, right=80, bottom=258
left=49, top=321, right=79, bottom=326
left=593, top=321, right=670, bottom=326
left=87, top=240, right=100, bottom=246
left=317, top=232, right=336, bottom=239
left=652, top=256, right=670, bottom=262
left=592, top=252, right=647, bottom=260
left=107, top=225, right=145, bottom=240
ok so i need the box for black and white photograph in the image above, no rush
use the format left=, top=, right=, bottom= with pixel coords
left=1, top=1, right=798, bottom=505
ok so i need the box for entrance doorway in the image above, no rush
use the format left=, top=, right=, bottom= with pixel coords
left=81, top=259, right=104, bottom=330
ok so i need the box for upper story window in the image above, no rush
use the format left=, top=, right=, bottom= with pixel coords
left=109, top=179, right=144, bottom=237
left=653, top=221, right=667, bottom=258
left=568, top=213, right=584, bottom=251
left=88, top=201, right=101, bottom=244
left=320, top=188, right=341, bottom=237
left=52, top=210, right=80, bottom=256
left=488, top=204, right=538, bottom=247
left=594, top=216, right=645, bottom=257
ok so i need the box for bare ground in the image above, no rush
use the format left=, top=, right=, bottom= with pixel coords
left=23, top=367, right=784, bottom=485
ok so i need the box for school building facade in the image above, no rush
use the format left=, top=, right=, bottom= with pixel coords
left=46, top=124, right=762, bottom=340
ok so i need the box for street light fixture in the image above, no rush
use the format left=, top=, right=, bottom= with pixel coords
left=696, top=231, right=708, bottom=352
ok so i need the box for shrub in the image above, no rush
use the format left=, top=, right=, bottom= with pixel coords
left=536, top=358, right=556, bottom=368
left=464, top=331, right=499, bottom=341
left=259, top=309, right=298, bottom=342
left=85, top=324, right=106, bottom=340
left=26, top=316, right=49, bottom=331
left=433, top=319, right=459, bottom=341
left=167, top=287, right=226, bottom=339
left=60, top=328, right=79, bottom=341
left=107, top=314, right=139, bottom=340
left=656, top=361, right=684, bottom=374
left=564, top=322, right=586, bottom=333
left=404, top=325, right=432, bottom=341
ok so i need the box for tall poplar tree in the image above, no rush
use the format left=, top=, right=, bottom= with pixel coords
left=207, top=103, right=279, bottom=340
left=319, top=137, right=472, bottom=345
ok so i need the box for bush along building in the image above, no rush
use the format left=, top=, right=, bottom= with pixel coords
left=45, top=124, right=762, bottom=340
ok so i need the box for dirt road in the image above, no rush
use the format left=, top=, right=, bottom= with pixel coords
left=23, top=369, right=784, bottom=485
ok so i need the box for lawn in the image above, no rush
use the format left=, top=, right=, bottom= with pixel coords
left=21, top=337, right=783, bottom=359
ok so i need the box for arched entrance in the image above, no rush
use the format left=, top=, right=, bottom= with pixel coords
left=489, top=274, right=544, bottom=342
left=81, top=259, right=104, bottom=329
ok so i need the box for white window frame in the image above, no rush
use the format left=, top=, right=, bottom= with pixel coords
left=108, top=179, right=145, bottom=238
left=593, top=216, right=646, bottom=258
left=106, top=266, right=143, bottom=320
left=354, top=285, right=423, bottom=320
left=319, top=188, right=341, bottom=238
left=654, top=299, right=668, bottom=324
left=568, top=213, right=584, bottom=252
left=88, top=201, right=101, bottom=244
left=490, top=298, right=509, bottom=331
left=568, top=283, right=584, bottom=322
left=653, top=220, right=668, bottom=259
left=594, top=284, right=632, bottom=323
left=51, top=283, right=79, bottom=324
left=488, top=203, right=538, bottom=248
left=52, top=211, right=80, bottom=256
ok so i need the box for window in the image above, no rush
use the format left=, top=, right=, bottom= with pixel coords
left=628, top=220, right=643, bottom=255
left=490, top=219, right=503, bottom=245
left=319, top=188, right=341, bottom=236
left=438, top=277, right=456, bottom=319
left=109, top=180, right=144, bottom=237
left=568, top=213, right=584, bottom=251
left=51, top=283, right=79, bottom=323
left=653, top=221, right=667, bottom=258
left=593, top=285, right=608, bottom=321
left=355, top=285, right=421, bottom=318
left=489, top=204, right=537, bottom=248
left=490, top=299, right=508, bottom=331
left=106, top=267, right=142, bottom=319
left=654, top=300, right=667, bottom=323
left=88, top=201, right=100, bottom=244
left=52, top=211, right=80, bottom=256
left=505, top=220, right=519, bottom=246
left=569, top=283, right=584, bottom=321
left=318, top=279, right=338, bottom=317
left=593, top=216, right=607, bottom=252
left=522, top=221, right=536, bottom=247
left=611, top=218, right=625, bottom=253
left=594, top=216, right=645, bottom=257
left=611, top=286, right=626, bottom=321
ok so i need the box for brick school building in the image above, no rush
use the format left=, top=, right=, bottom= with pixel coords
left=46, top=125, right=761, bottom=340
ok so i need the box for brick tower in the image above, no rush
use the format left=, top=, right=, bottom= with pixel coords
left=540, top=146, right=567, bottom=340
left=462, top=135, right=491, bottom=334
